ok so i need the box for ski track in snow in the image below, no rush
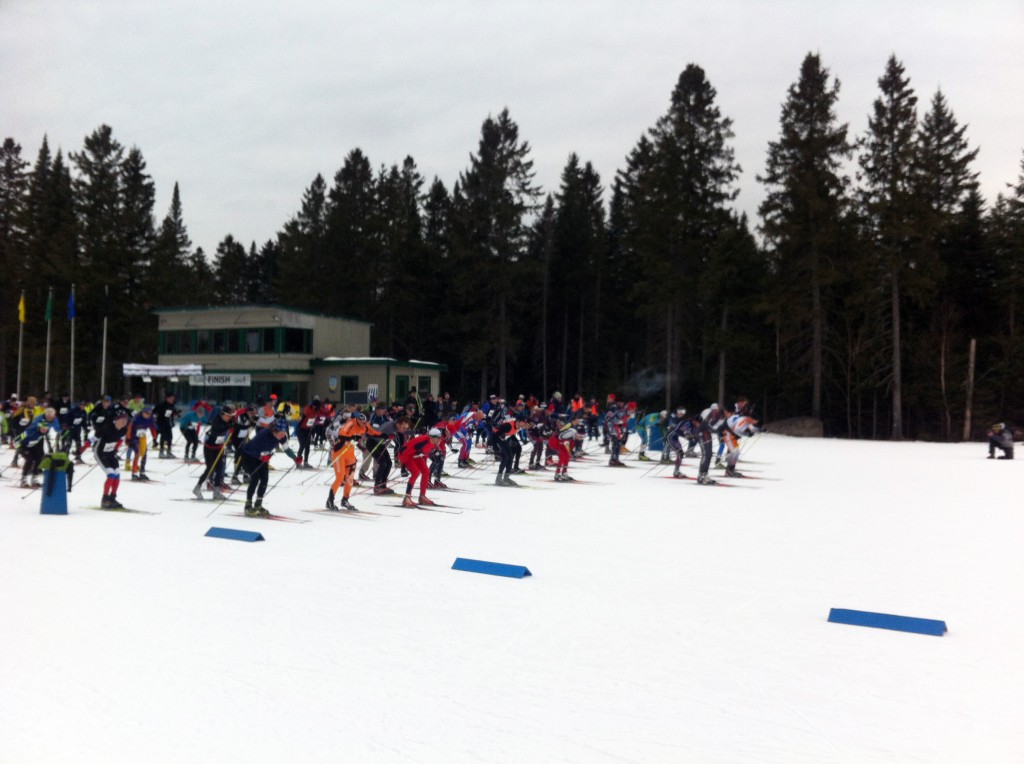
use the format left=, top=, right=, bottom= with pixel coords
left=1, top=433, right=1023, bottom=763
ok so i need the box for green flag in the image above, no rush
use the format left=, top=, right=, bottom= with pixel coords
left=44, top=289, right=53, bottom=322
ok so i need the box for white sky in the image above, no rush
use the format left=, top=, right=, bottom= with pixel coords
left=3, top=0, right=1022, bottom=257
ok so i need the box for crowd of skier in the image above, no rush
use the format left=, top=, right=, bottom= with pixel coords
left=2, top=388, right=769, bottom=517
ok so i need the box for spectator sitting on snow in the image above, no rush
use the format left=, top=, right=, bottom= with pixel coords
left=987, top=423, right=1014, bottom=459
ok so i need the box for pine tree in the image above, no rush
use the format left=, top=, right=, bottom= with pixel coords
left=553, top=154, right=606, bottom=393
left=212, top=235, right=249, bottom=304
left=621, top=65, right=741, bottom=405
left=149, top=182, right=198, bottom=302
left=324, top=150, right=378, bottom=319
left=758, top=53, right=852, bottom=420
left=914, top=89, right=981, bottom=437
left=858, top=55, right=925, bottom=439
left=0, top=137, right=30, bottom=394
left=453, top=109, right=541, bottom=397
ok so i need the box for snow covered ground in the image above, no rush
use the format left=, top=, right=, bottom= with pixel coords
left=1, top=433, right=1022, bottom=763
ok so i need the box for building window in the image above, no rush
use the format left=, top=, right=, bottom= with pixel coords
left=181, top=331, right=194, bottom=354
left=284, top=328, right=311, bottom=354
left=246, top=329, right=261, bottom=353
left=263, top=328, right=278, bottom=353
left=227, top=329, right=240, bottom=353
left=213, top=330, right=227, bottom=353
left=340, top=375, right=358, bottom=392
left=196, top=330, right=211, bottom=354
left=417, top=376, right=432, bottom=395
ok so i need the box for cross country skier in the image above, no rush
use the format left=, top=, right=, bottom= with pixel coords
left=398, top=428, right=444, bottom=507
left=636, top=410, right=667, bottom=462
left=192, top=404, right=236, bottom=500
left=152, top=393, right=178, bottom=458
left=17, top=409, right=59, bottom=487
left=94, top=409, right=130, bottom=508
left=722, top=405, right=760, bottom=477
left=229, top=404, right=256, bottom=485
left=607, top=401, right=629, bottom=466
left=178, top=406, right=205, bottom=462
left=548, top=422, right=583, bottom=481
left=239, top=419, right=299, bottom=517
left=325, top=411, right=381, bottom=511
left=365, top=414, right=410, bottom=495
left=126, top=406, right=158, bottom=481
left=688, top=412, right=717, bottom=485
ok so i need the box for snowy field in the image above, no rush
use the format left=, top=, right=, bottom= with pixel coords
left=1, top=433, right=1022, bottom=763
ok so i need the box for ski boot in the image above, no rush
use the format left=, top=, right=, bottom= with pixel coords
left=192, top=485, right=205, bottom=500
left=251, top=499, right=270, bottom=518
left=502, top=476, right=518, bottom=487
left=553, top=472, right=565, bottom=482
left=417, top=496, right=437, bottom=507
left=326, top=491, right=338, bottom=510
left=724, top=468, right=744, bottom=478
left=139, top=472, right=151, bottom=482
left=340, top=498, right=358, bottom=512
left=402, top=495, right=418, bottom=508
left=562, top=474, right=575, bottom=482
left=673, top=469, right=684, bottom=479
left=231, top=474, right=242, bottom=486
left=637, top=453, right=651, bottom=462
left=697, top=474, right=717, bottom=486
left=495, top=472, right=507, bottom=487
left=132, top=473, right=143, bottom=482
left=374, top=485, right=395, bottom=496
left=105, top=495, right=124, bottom=509
left=433, top=480, right=448, bottom=490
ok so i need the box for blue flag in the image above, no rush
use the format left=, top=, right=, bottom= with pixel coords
left=67, top=291, right=75, bottom=319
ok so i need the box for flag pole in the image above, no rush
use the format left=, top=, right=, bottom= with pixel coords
left=69, top=284, right=76, bottom=401
left=100, top=285, right=108, bottom=395
left=44, top=286, right=53, bottom=392
left=16, top=289, right=25, bottom=398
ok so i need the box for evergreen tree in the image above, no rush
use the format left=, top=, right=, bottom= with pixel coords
left=212, top=234, right=249, bottom=304
left=914, top=90, right=981, bottom=437
left=150, top=182, right=199, bottom=302
left=553, top=154, right=606, bottom=394
left=324, top=150, right=378, bottom=319
left=758, top=53, right=852, bottom=420
left=452, top=109, right=541, bottom=397
left=374, top=157, right=425, bottom=357
left=276, top=173, right=329, bottom=311
left=857, top=55, right=926, bottom=439
left=0, top=137, right=30, bottom=394
left=622, top=65, right=741, bottom=405
left=119, top=146, right=157, bottom=361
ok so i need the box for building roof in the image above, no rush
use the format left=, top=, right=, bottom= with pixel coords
left=312, top=357, right=448, bottom=371
left=151, top=303, right=374, bottom=326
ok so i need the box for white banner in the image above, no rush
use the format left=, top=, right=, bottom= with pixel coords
left=123, top=363, right=203, bottom=378
left=188, top=373, right=252, bottom=387
left=367, top=384, right=379, bottom=401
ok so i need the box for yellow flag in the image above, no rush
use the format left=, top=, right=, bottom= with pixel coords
left=18, top=293, right=26, bottom=323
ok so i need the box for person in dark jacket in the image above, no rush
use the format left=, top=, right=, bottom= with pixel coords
left=987, top=423, right=1014, bottom=459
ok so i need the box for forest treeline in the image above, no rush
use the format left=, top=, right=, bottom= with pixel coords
left=2, top=53, right=1023, bottom=439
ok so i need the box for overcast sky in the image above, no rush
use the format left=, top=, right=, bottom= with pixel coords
left=3, top=1, right=1022, bottom=257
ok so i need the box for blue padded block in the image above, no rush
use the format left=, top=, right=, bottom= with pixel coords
left=828, top=608, right=946, bottom=636
left=452, top=557, right=532, bottom=578
left=206, top=527, right=265, bottom=542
